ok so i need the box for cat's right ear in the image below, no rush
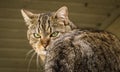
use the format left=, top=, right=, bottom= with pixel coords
left=21, top=9, right=34, bottom=26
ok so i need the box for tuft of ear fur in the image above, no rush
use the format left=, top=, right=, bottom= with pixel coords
left=55, top=6, right=68, bottom=19
left=21, top=9, right=34, bottom=26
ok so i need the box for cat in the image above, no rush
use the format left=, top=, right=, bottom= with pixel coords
left=21, top=6, right=76, bottom=62
left=21, top=6, right=120, bottom=72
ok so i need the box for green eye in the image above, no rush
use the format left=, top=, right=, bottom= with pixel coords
left=51, top=31, right=59, bottom=37
left=33, top=33, right=41, bottom=38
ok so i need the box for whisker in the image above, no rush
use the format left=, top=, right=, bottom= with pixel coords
left=36, top=54, right=40, bottom=72
left=25, top=49, right=34, bottom=61
left=27, top=52, right=36, bottom=72
left=27, top=49, right=34, bottom=56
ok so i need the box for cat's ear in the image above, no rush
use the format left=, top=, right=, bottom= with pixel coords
left=55, top=6, right=68, bottom=20
left=21, top=9, right=35, bottom=25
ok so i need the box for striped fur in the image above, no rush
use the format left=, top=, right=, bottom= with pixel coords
left=45, top=29, right=120, bottom=72
left=21, top=6, right=76, bottom=61
left=21, top=6, right=120, bottom=72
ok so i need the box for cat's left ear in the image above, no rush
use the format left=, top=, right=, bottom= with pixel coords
left=54, top=6, right=69, bottom=24
left=21, top=9, right=35, bottom=26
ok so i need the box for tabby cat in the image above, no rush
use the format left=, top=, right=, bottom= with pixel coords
left=21, top=6, right=76, bottom=61
left=21, top=6, right=120, bottom=72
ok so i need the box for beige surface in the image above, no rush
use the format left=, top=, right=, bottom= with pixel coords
left=106, top=16, right=120, bottom=38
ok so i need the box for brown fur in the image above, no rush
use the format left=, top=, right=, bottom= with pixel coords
left=21, top=6, right=120, bottom=72
left=45, top=29, right=120, bottom=72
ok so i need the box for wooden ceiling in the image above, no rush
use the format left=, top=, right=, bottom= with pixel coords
left=0, top=0, right=120, bottom=72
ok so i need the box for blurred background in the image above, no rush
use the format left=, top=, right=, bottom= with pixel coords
left=0, top=0, right=120, bottom=72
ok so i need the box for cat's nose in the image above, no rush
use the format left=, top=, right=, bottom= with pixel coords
left=42, top=43, right=47, bottom=48
left=42, top=42, right=49, bottom=51
left=41, top=39, right=50, bottom=49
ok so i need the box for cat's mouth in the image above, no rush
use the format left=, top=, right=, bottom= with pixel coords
left=33, top=44, right=50, bottom=61
left=34, top=46, right=47, bottom=61
left=35, top=47, right=47, bottom=56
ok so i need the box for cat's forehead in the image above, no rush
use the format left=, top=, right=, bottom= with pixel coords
left=39, top=12, right=53, bottom=19
left=28, top=12, right=53, bottom=34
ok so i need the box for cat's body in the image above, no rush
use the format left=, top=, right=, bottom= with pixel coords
left=21, top=6, right=120, bottom=72
left=45, top=29, right=120, bottom=72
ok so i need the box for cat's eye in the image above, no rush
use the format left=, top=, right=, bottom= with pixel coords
left=50, top=31, right=59, bottom=37
left=33, top=33, right=41, bottom=38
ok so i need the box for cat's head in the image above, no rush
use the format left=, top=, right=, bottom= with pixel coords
left=21, top=6, right=76, bottom=61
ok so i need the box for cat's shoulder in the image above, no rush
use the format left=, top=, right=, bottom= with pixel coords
left=71, top=28, right=116, bottom=36
left=62, top=28, right=120, bottom=42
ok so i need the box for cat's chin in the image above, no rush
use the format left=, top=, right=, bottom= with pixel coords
left=36, top=50, right=47, bottom=62
left=37, top=50, right=47, bottom=56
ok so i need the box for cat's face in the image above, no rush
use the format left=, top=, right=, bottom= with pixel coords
left=21, top=6, right=76, bottom=61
